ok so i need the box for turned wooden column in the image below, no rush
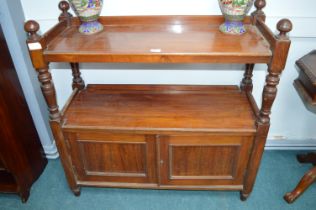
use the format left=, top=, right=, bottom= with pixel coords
left=24, top=20, right=80, bottom=196
left=70, top=63, right=85, bottom=90
left=58, top=1, right=85, bottom=91
left=241, top=64, right=255, bottom=92
left=242, top=0, right=267, bottom=93
left=241, top=19, right=293, bottom=201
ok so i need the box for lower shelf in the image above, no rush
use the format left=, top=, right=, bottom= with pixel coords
left=62, top=84, right=257, bottom=133
left=61, top=85, right=257, bottom=190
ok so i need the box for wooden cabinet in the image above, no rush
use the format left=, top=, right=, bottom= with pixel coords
left=65, top=130, right=253, bottom=190
left=61, top=85, right=256, bottom=191
left=0, top=24, right=47, bottom=202
left=24, top=0, right=292, bottom=201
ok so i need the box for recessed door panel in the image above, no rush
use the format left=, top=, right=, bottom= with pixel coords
left=67, top=132, right=157, bottom=184
left=159, top=135, right=253, bottom=186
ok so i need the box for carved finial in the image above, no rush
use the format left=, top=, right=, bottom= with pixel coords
left=59, top=0, right=70, bottom=11
left=254, top=0, right=266, bottom=12
left=24, top=20, right=41, bottom=42
left=251, top=0, right=266, bottom=23
left=277, top=19, right=293, bottom=39
left=58, top=1, right=73, bottom=23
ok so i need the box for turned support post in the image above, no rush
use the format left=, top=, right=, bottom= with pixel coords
left=259, top=19, right=292, bottom=124
left=58, top=1, right=85, bottom=91
left=24, top=20, right=60, bottom=120
left=241, top=19, right=293, bottom=201
left=70, top=63, right=85, bottom=90
left=258, top=72, right=280, bottom=124
left=37, top=68, right=60, bottom=120
left=241, top=64, right=255, bottom=92
left=58, top=1, right=73, bottom=26
left=24, top=20, right=80, bottom=196
left=244, top=0, right=267, bottom=92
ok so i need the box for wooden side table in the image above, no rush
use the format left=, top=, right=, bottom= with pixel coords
left=284, top=50, right=316, bottom=203
left=23, top=0, right=292, bottom=200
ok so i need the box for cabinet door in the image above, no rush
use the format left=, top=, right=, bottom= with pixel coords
left=159, top=135, right=253, bottom=188
left=66, top=132, right=157, bottom=185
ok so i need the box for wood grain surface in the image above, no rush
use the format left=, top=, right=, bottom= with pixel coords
left=43, top=16, right=271, bottom=63
left=62, top=85, right=256, bottom=133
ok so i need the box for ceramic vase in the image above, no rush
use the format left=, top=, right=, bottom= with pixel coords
left=68, top=0, right=103, bottom=35
left=218, top=0, right=254, bottom=35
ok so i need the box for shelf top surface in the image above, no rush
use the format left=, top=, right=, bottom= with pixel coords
left=62, top=85, right=256, bottom=133
left=44, top=16, right=272, bottom=63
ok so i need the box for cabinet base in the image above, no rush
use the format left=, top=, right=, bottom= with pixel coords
left=20, top=189, right=30, bottom=203
left=240, top=191, right=249, bottom=201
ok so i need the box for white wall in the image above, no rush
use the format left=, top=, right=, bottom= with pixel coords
left=0, top=0, right=58, bottom=158
left=21, top=0, right=316, bottom=149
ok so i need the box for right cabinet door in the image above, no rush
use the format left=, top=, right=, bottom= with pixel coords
left=159, top=135, right=253, bottom=188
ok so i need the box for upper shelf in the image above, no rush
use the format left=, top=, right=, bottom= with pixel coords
left=41, top=16, right=272, bottom=64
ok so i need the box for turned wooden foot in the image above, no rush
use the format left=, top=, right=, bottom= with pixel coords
left=297, top=153, right=316, bottom=165
left=20, top=189, right=30, bottom=203
left=240, top=191, right=249, bottom=201
left=284, top=166, right=316, bottom=203
left=72, top=187, right=81, bottom=196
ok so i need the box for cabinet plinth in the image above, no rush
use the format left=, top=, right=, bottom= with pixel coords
left=24, top=2, right=292, bottom=200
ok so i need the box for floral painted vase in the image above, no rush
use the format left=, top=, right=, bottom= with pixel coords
left=68, top=0, right=103, bottom=35
left=218, top=0, right=255, bottom=35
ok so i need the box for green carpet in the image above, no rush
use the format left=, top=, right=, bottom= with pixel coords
left=0, top=151, right=315, bottom=210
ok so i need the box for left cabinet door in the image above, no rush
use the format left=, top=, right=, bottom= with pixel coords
left=66, top=131, right=157, bottom=186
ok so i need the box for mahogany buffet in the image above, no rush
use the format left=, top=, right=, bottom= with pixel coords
left=24, top=0, right=292, bottom=200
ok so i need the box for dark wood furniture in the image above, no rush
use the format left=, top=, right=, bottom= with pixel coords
left=24, top=0, right=292, bottom=201
left=0, top=24, right=47, bottom=202
left=284, top=51, right=316, bottom=203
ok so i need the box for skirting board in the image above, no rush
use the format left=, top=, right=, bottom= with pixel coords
left=265, top=139, right=316, bottom=150
left=43, top=141, right=59, bottom=159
